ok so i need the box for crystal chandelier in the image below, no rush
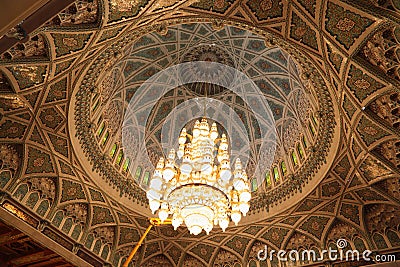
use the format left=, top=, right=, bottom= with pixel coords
left=146, top=118, right=251, bottom=235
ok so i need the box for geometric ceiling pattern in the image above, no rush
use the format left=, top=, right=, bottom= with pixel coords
left=0, top=0, right=399, bottom=267
left=75, top=21, right=334, bottom=208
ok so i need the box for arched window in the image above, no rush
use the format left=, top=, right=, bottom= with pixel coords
left=101, top=245, right=110, bottom=260
left=96, top=115, right=102, bottom=125
left=113, top=253, right=121, bottom=267
left=52, top=210, right=64, bottom=227
left=101, top=131, right=109, bottom=146
left=135, top=166, right=142, bottom=180
left=115, top=150, right=124, bottom=166
left=142, top=171, right=150, bottom=186
left=109, top=143, right=118, bottom=158
left=92, top=97, right=100, bottom=112
left=373, top=233, right=388, bottom=249
left=297, top=144, right=304, bottom=159
left=13, top=184, right=28, bottom=200
left=97, top=122, right=105, bottom=137
left=251, top=178, right=258, bottom=192
left=273, top=166, right=280, bottom=184
left=71, top=224, right=82, bottom=240
left=353, top=237, right=367, bottom=252
left=302, top=136, right=308, bottom=148
left=248, top=259, right=257, bottom=267
left=387, top=230, right=400, bottom=247
left=85, top=234, right=94, bottom=249
left=61, top=218, right=73, bottom=234
left=26, top=192, right=39, bottom=209
left=280, top=161, right=287, bottom=176
left=36, top=199, right=50, bottom=216
left=308, top=122, right=316, bottom=136
left=93, top=239, right=102, bottom=254
left=312, top=114, right=318, bottom=127
left=122, top=158, right=131, bottom=172
left=291, top=151, right=298, bottom=166
left=0, top=170, right=12, bottom=188
left=265, top=171, right=272, bottom=187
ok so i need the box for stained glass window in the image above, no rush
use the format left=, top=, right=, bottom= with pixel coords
left=97, top=122, right=105, bottom=137
left=116, top=150, right=124, bottom=165
left=297, top=143, right=304, bottom=159
left=122, top=158, right=130, bottom=172
left=109, top=143, right=118, bottom=158
left=101, top=131, right=109, bottom=146
left=135, top=166, right=142, bottom=180
left=265, top=171, right=271, bottom=187
left=308, top=122, right=316, bottom=136
left=273, top=166, right=280, bottom=183
left=292, top=151, right=298, bottom=166
left=280, top=161, right=287, bottom=176
left=142, top=171, right=150, bottom=185
left=251, top=178, right=258, bottom=192
left=302, top=135, right=308, bottom=148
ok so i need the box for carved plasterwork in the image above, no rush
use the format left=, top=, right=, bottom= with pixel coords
left=0, top=0, right=399, bottom=266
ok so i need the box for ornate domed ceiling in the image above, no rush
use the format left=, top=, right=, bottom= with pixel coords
left=0, top=0, right=400, bottom=266
left=71, top=21, right=338, bottom=217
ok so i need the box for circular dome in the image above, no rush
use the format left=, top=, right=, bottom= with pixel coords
left=181, top=44, right=235, bottom=96
left=70, top=20, right=338, bottom=219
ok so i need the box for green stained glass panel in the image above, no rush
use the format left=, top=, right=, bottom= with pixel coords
left=297, top=143, right=304, bottom=159
left=265, top=171, right=271, bottom=187
left=273, top=166, right=280, bottom=183
left=292, top=151, right=298, bottom=165
left=135, top=166, right=142, bottom=180
left=281, top=161, right=287, bottom=176
left=109, top=143, right=117, bottom=158
left=309, top=122, right=315, bottom=136
left=116, top=150, right=123, bottom=165
left=101, top=131, right=109, bottom=145
left=97, top=122, right=105, bottom=137
left=142, top=171, right=150, bottom=185
left=123, top=158, right=131, bottom=172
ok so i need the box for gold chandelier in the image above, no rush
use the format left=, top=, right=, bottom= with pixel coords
left=146, top=118, right=251, bottom=235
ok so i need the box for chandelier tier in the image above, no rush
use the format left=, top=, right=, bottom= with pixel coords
left=146, top=118, right=251, bottom=235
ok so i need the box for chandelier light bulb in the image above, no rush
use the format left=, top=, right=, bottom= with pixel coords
left=149, top=177, right=163, bottom=191
left=146, top=189, right=161, bottom=200
left=177, top=144, right=185, bottom=158
left=162, top=169, right=174, bottom=181
left=146, top=118, right=252, bottom=235
left=172, top=214, right=183, bottom=230
left=179, top=128, right=187, bottom=145
left=204, top=223, right=213, bottom=235
left=149, top=199, right=160, bottom=214
left=189, top=225, right=202, bottom=235
left=193, top=120, right=201, bottom=137
left=239, top=202, right=250, bottom=216
left=233, top=178, right=246, bottom=191
left=235, top=158, right=242, bottom=170
left=219, top=217, right=229, bottom=232
left=158, top=203, right=169, bottom=222
left=156, top=157, right=165, bottom=169
left=231, top=210, right=241, bottom=225
left=239, top=190, right=251, bottom=203
left=210, top=122, right=218, bottom=140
